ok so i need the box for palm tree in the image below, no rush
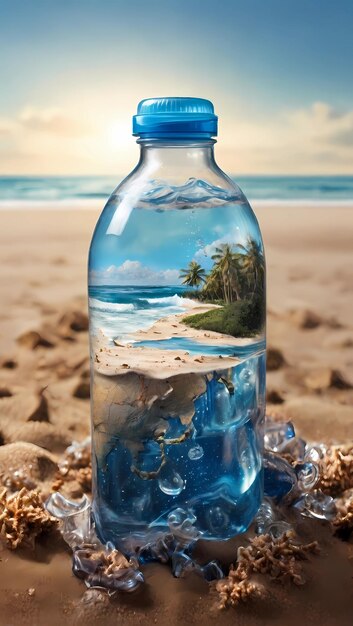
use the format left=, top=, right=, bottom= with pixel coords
left=240, top=237, right=265, bottom=299
left=211, top=243, right=242, bottom=303
left=179, top=261, right=206, bottom=289
left=203, top=264, right=223, bottom=300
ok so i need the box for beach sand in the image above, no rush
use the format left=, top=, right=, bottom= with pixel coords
left=0, top=203, right=352, bottom=625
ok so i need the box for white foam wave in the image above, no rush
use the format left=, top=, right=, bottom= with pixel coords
left=89, top=298, right=134, bottom=312
left=144, top=294, right=199, bottom=308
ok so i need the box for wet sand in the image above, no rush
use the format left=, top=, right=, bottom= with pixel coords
left=0, top=203, right=352, bottom=625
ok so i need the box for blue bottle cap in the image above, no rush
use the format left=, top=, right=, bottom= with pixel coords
left=132, top=97, right=218, bottom=139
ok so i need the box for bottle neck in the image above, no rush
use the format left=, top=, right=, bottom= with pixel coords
left=137, top=140, right=217, bottom=172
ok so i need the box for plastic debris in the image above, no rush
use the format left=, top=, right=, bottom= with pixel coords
left=295, top=461, right=320, bottom=491
left=168, top=508, right=201, bottom=544
left=45, top=492, right=93, bottom=548
left=264, top=451, right=297, bottom=501
left=72, top=545, right=144, bottom=593
left=293, top=489, right=336, bottom=521
left=264, top=420, right=295, bottom=452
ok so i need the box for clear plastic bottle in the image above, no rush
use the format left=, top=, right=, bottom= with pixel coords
left=88, top=98, right=265, bottom=555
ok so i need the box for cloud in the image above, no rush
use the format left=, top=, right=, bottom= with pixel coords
left=0, top=118, right=16, bottom=135
left=286, top=102, right=353, bottom=147
left=18, top=107, right=90, bottom=136
left=0, top=106, right=90, bottom=138
left=89, top=260, right=181, bottom=286
left=1, top=100, right=353, bottom=174
left=194, top=227, right=244, bottom=261
left=219, top=101, right=353, bottom=174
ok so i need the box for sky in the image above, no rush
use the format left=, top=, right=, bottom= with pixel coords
left=1, top=0, right=353, bottom=176
left=89, top=200, right=261, bottom=278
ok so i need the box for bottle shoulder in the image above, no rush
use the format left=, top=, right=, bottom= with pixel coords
left=90, top=160, right=262, bottom=248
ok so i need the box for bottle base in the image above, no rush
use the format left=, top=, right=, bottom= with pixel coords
left=93, top=468, right=263, bottom=557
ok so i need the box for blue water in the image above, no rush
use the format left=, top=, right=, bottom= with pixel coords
left=2, top=175, right=353, bottom=204
left=88, top=285, right=208, bottom=342
left=93, top=351, right=266, bottom=552
left=133, top=336, right=266, bottom=358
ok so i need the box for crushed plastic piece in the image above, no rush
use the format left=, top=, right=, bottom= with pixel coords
left=73, top=545, right=144, bottom=592
left=264, top=451, right=297, bottom=501
left=295, top=461, right=320, bottom=491
left=264, top=420, right=295, bottom=452
left=254, top=499, right=275, bottom=534
left=293, top=489, right=336, bottom=521
left=45, top=492, right=93, bottom=548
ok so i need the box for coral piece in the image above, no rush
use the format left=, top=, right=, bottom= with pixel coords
left=52, top=465, right=92, bottom=495
left=0, top=488, right=57, bottom=549
left=216, top=576, right=264, bottom=609
left=334, top=493, right=353, bottom=540
left=319, top=444, right=353, bottom=497
left=215, top=531, right=319, bottom=609
left=1, top=468, right=36, bottom=492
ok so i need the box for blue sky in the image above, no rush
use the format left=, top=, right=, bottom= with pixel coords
left=89, top=201, right=263, bottom=277
left=1, top=0, right=353, bottom=174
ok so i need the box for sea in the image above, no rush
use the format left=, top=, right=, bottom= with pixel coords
left=88, top=284, right=265, bottom=360
left=1, top=175, right=353, bottom=208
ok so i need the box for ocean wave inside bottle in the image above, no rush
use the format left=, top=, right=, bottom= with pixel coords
left=88, top=98, right=266, bottom=554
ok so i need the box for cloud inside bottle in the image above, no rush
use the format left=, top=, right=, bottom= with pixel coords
left=89, top=260, right=181, bottom=286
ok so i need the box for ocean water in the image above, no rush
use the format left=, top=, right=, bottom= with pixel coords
left=88, top=284, right=265, bottom=356
left=88, top=285, right=203, bottom=343
left=1, top=175, right=353, bottom=206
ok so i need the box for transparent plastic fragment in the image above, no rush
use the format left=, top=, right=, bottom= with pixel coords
left=295, top=461, right=320, bottom=491
left=267, top=521, right=293, bottom=539
left=254, top=498, right=275, bottom=534
left=138, top=534, right=175, bottom=564
left=280, top=437, right=307, bottom=461
left=264, top=420, right=296, bottom=452
left=168, top=508, right=201, bottom=544
left=263, top=451, right=297, bottom=501
left=304, top=444, right=327, bottom=464
left=72, top=546, right=144, bottom=593
left=293, top=489, right=337, bottom=521
left=171, top=551, right=195, bottom=578
left=45, top=492, right=93, bottom=548
left=171, top=551, right=224, bottom=580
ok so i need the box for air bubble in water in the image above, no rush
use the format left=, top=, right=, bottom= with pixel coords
left=188, top=444, right=204, bottom=460
left=158, top=466, right=184, bottom=496
left=239, top=368, right=254, bottom=384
